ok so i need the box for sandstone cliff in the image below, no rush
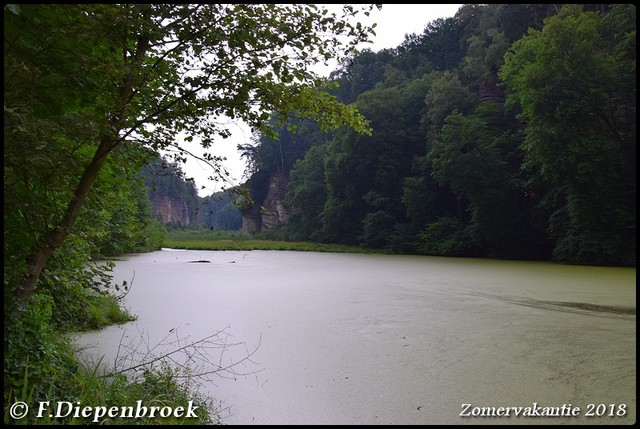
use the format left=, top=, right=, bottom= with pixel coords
left=241, top=173, right=289, bottom=233
left=150, top=194, right=192, bottom=226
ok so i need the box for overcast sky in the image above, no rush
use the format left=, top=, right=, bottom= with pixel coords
left=176, top=4, right=462, bottom=196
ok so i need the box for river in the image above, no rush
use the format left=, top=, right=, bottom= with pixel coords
left=73, top=249, right=636, bottom=425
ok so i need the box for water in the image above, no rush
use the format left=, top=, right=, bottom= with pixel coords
left=74, top=249, right=636, bottom=424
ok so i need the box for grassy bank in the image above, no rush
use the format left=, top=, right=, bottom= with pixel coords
left=163, top=229, right=383, bottom=254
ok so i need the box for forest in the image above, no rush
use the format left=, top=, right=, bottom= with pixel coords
left=3, top=3, right=635, bottom=424
left=241, top=3, right=635, bottom=267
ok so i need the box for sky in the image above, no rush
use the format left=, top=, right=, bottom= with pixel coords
left=174, top=4, right=462, bottom=196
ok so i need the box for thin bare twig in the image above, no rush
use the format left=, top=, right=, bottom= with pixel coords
left=104, top=324, right=263, bottom=388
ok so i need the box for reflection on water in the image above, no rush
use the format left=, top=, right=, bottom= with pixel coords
left=74, top=250, right=636, bottom=425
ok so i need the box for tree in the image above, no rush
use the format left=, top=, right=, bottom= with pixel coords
left=397, top=16, right=465, bottom=73
left=285, top=145, right=329, bottom=241
left=330, top=48, right=396, bottom=103
left=4, top=3, right=377, bottom=316
left=320, top=71, right=435, bottom=247
left=427, top=105, right=550, bottom=258
left=422, top=71, right=475, bottom=140
left=499, top=4, right=636, bottom=265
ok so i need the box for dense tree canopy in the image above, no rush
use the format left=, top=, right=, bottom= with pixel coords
left=499, top=4, right=635, bottom=264
left=243, top=4, right=635, bottom=266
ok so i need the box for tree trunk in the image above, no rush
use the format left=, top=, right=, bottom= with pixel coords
left=13, top=136, right=119, bottom=314
left=12, top=28, right=150, bottom=316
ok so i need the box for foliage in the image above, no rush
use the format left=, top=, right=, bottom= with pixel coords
left=238, top=4, right=634, bottom=267
left=285, top=145, right=330, bottom=242
left=330, top=49, right=396, bottom=103
left=397, top=16, right=466, bottom=72
left=422, top=71, right=476, bottom=140
left=417, top=217, right=479, bottom=257
left=143, top=157, right=200, bottom=203
left=5, top=2, right=378, bottom=314
left=427, top=103, right=550, bottom=259
left=319, top=71, right=438, bottom=247
left=499, top=4, right=635, bottom=265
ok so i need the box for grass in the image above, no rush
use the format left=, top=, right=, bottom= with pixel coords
left=163, top=228, right=385, bottom=254
left=71, top=293, right=136, bottom=331
left=5, top=355, right=216, bottom=425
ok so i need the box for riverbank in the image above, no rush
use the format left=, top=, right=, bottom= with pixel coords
left=163, top=228, right=383, bottom=254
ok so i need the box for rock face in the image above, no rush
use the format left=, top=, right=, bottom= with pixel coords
left=150, top=194, right=192, bottom=225
left=241, top=173, right=289, bottom=233
left=261, top=173, right=289, bottom=230
left=478, top=77, right=505, bottom=105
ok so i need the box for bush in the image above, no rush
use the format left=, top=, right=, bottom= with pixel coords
left=417, top=217, right=481, bottom=257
